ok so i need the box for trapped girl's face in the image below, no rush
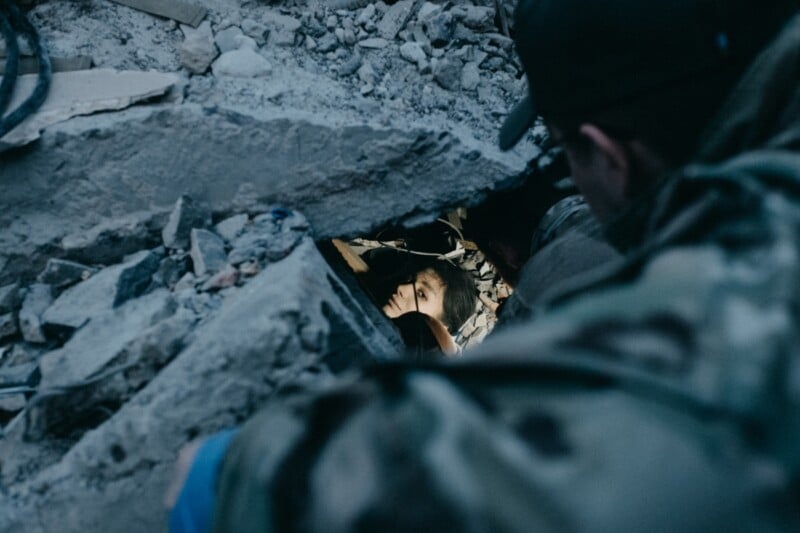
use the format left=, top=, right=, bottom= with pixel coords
left=382, top=269, right=446, bottom=323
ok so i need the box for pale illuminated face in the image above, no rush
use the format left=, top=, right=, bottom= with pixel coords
left=382, top=269, right=446, bottom=323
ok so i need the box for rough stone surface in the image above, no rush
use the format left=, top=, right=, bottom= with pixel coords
left=433, top=57, right=461, bottom=91
left=377, top=0, right=416, bottom=40
left=162, top=195, right=211, bottom=250
left=425, top=11, right=455, bottom=47
left=152, top=254, right=190, bottom=290
left=214, top=26, right=244, bottom=54
left=19, top=284, right=54, bottom=344
left=37, top=259, right=96, bottom=288
left=179, top=21, right=218, bottom=74
left=200, top=264, right=238, bottom=291
left=0, top=313, right=18, bottom=340
left=461, top=61, right=481, bottom=91
left=227, top=209, right=309, bottom=266
left=0, top=362, right=39, bottom=388
left=42, top=250, right=162, bottom=333
left=211, top=47, right=272, bottom=78
left=0, top=240, right=398, bottom=533
left=399, top=41, right=426, bottom=64
left=213, top=214, right=249, bottom=242
left=0, top=283, right=20, bottom=314
left=190, top=229, right=227, bottom=277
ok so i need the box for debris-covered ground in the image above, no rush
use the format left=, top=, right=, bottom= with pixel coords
left=0, top=0, right=539, bottom=530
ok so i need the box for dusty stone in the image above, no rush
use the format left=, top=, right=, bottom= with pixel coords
left=162, top=195, right=211, bottom=250
left=179, top=21, right=218, bottom=74
left=376, top=0, right=416, bottom=40
left=0, top=313, right=17, bottom=340
left=152, top=254, right=190, bottom=290
left=0, top=283, right=20, bottom=314
left=0, top=394, right=26, bottom=413
left=37, top=259, right=96, bottom=289
left=357, top=61, right=378, bottom=84
left=399, top=41, right=426, bottom=64
left=425, top=11, right=455, bottom=47
left=452, top=5, right=495, bottom=32
left=433, top=58, right=461, bottom=91
left=0, top=362, right=39, bottom=390
left=453, top=23, right=479, bottom=44
left=214, top=214, right=249, bottom=242
left=338, top=53, right=362, bottom=77
left=325, top=14, right=338, bottom=30
left=461, top=61, right=481, bottom=91
left=211, top=47, right=272, bottom=77
left=357, top=37, right=389, bottom=49
left=190, top=229, right=227, bottom=277
left=356, top=4, right=376, bottom=26
left=302, top=16, right=327, bottom=38
left=238, top=261, right=260, bottom=278
left=228, top=209, right=309, bottom=265
left=416, top=2, right=441, bottom=21
left=173, top=272, right=197, bottom=292
left=42, top=249, right=162, bottom=334
left=200, top=265, right=238, bottom=291
left=334, top=28, right=345, bottom=43
left=241, top=18, right=267, bottom=44
left=19, top=284, right=53, bottom=344
left=360, top=83, right=374, bottom=95
left=0, top=70, right=179, bottom=151
left=316, top=32, right=339, bottom=53
left=214, top=25, right=244, bottom=53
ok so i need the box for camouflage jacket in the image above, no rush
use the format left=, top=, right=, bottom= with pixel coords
left=212, top=15, right=800, bottom=533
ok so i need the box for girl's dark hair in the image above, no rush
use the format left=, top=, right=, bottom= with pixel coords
left=426, top=260, right=477, bottom=333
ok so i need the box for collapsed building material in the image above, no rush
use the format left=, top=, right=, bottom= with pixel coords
left=109, top=0, right=206, bottom=27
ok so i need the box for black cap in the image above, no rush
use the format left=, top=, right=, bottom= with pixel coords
left=499, top=0, right=798, bottom=151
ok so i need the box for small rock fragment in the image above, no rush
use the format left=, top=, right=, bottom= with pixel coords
left=212, top=48, right=272, bottom=78
left=399, top=41, right=426, bottom=64
left=153, top=254, right=190, bottom=290
left=37, top=259, right=96, bottom=288
left=461, top=61, right=481, bottom=91
left=453, top=6, right=495, bottom=32
left=214, top=26, right=244, bottom=53
left=357, top=61, right=378, bottom=84
left=433, top=58, right=461, bottom=90
left=180, top=21, right=219, bottom=74
left=0, top=394, right=26, bottom=413
left=238, top=261, right=260, bottom=278
left=162, top=196, right=211, bottom=250
left=200, top=265, right=238, bottom=292
left=338, top=53, right=363, bottom=77
left=356, top=4, right=376, bottom=26
left=377, top=0, right=416, bottom=40
left=316, top=32, right=339, bottom=53
left=425, top=11, right=455, bottom=47
left=0, top=362, right=39, bottom=388
left=0, top=313, right=17, bottom=340
left=214, top=214, right=249, bottom=242
left=241, top=18, right=268, bottom=44
left=190, top=229, right=227, bottom=277
left=357, top=37, right=389, bottom=49
left=19, top=284, right=53, bottom=344
left=0, top=283, right=20, bottom=315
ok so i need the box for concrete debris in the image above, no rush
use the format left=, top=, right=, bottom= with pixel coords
left=0, top=362, right=39, bottom=388
left=179, top=21, right=218, bottom=74
left=162, top=195, right=212, bottom=250
left=214, top=26, right=244, bottom=54
left=0, top=313, right=17, bottom=340
left=316, top=32, right=339, bottom=53
left=0, top=69, right=179, bottom=151
left=0, top=283, right=20, bottom=314
left=212, top=47, right=272, bottom=78
left=461, top=61, right=481, bottom=91
left=377, top=0, right=418, bottom=40
left=399, top=41, right=426, bottom=65
left=227, top=209, right=308, bottom=266
left=37, top=259, right=96, bottom=288
left=262, top=12, right=302, bottom=47
left=19, top=284, right=54, bottom=344
left=356, top=4, right=376, bottom=26
left=425, top=11, right=456, bottom=47
left=214, top=214, right=249, bottom=242
left=0, top=394, right=26, bottom=414
left=152, top=254, right=190, bottom=290
left=109, top=0, right=206, bottom=27
left=357, top=37, right=389, bottom=49
left=433, top=57, right=461, bottom=90
left=338, top=52, right=363, bottom=77
left=452, top=5, right=496, bottom=32
left=190, top=229, right=227, bottom=277
left=42, top=249, right=162, bottom=334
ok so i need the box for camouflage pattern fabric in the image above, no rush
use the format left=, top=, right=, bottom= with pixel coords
left=212, top=14, right=800, bottom=533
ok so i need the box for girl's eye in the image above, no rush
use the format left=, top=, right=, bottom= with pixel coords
left=417, top=290, right=426, bottom=299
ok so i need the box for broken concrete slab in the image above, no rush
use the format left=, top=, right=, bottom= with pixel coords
left=179, top=21, right=218, bottom=74
left=39, top=289, right=175, bottom=389
left=109, top=0, right=206, bottom=27
left=0, top=69, right=179, bottom=151
left=377, top=0, right=418, bottom=40
left=190, top=229, right=227, bottom=276
left=0, top=362, right=40, bottom=388
left=0, top=313, right=18, bottom=340
left=42, top=249, right=162, bottom=333
left=214, top=26, right=244, bottom=53
left=227, top=209, right=308, bottom=265
left=162, top=195, right=211, bottom=250
left=152, top=254, right=190, bottom=290
left=37, top=259, right=96, bottom=288
left=19, top=284, right=54, bottom=344
left=0, top=238, right=398, bottom=532
left=211, top=47, right=272, bottom=78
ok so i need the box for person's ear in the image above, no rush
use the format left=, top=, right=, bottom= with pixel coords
left=579, top=123, right=631, bottom=200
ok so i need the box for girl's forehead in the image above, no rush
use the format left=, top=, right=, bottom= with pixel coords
left=417, top=270, right=444, bottom=289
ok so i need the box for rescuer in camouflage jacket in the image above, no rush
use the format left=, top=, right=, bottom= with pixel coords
left=170, top=1, right=800, bottom=531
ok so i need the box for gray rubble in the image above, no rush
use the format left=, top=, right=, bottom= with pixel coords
left=0, top=283, right=20, bottom=315
left=179, top=21, right=218, bottom=74
left=162, top=195, right=212, bottom=250
left=37, top=259, right=96, bottom=289
left=189, top=229, right=227, bottom=276
left=19, top=284, right=54, bottom=344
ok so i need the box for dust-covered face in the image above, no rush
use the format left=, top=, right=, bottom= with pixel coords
left=382, top=269, right=446, bottom=323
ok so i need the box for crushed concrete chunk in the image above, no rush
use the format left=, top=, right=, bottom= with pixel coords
left=0, top=283, right=20, bottom=314
left=227, top=210, right=309, bottom=265
left=214, top=214, right=248, bottom=242
left=39, top=289, right=175, bottom=389
left=433, top=58, right=461, bottom=90
left=211, top=48, right=272, bottom=78
left=0, top=313, right=17, bottom=340
left=0, top=362, right=39, bottom=388
left=461, top=61, right=481, bottom=91
left=0, top=69, right=179, bottom=151
left=153, top=254, right=190, bottom=290
left=110, top=0, right=207, bottom=27
left=200, top=264, right=238, bottom=291
left=357, top=37, right=389, bottom=49
left=162, top=195, right=211, bottom=250
left=377, top=0, right=417, bottom=40
left=452, top=5, right=495, bottom=32
left=37, top=259, right=96, bottom=288
left=19, top=284, right=54, bottom=344
left=190, top=229, right=227, bottom=276
left=42, top=249, right=162, bottom=333
left=399, top=41, right=426, bottom=64
left=0, top=393, right=26, bottom=413
left=180, top=21, right=218, bottom=74
left=214, top=26, right=244, bottom=53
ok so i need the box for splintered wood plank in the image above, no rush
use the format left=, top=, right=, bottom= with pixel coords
left=0, top=56, right=93, bottom=75
left=109, top=0, right=207, bottom=27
